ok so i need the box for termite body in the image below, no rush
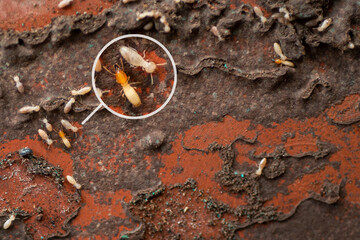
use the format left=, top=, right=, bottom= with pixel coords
left=255, top=158, right=267, bottom=176
left=13, top=76, right=24, bottom=93
left=71, top=86, right=92, bottom=96
left=59, top=130, right=71, bottom=148
left=61, top=120, right=79, bottom=133
left=273, top=42, right=294, bottom=67
left=41, top=118, right=53, bottom=132
left=95, top=60, right=102, bottom=72
left=66, top=175, right=82, bottom=189
left=19, top=106, right=40, bottom=114
left=58, top=0, right=73, bottom=8
left=253, top=6, right=267, bottom=24
left=317, top=18, right=332, bottom=32
left=3, top=214, right=15, bottom=229
left=38, top=129, right=54, bottom=146
left=103, top=64, right=141, bottom=107
left=64, top=98, right=75, bottom=114
left=119, top=46, right=166, bottom=85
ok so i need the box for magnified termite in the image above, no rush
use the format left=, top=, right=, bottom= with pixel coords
left=119, top=46, right=167, bottom=85
left=103, top=60, right=141, bottom=108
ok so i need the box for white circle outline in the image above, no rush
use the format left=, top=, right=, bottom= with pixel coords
left=92, top=34, right=177, bottom=120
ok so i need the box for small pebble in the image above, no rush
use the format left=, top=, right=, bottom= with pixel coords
left=137, top=130, right=165, bottom=149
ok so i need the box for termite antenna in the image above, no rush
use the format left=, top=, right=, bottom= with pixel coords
left=120, top=58, right=125, bottom=70
left=103, top=65, right=115, bottom=75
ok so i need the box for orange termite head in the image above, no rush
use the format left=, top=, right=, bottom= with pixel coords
left=274, top=59, right=282, bottom=64
left=115, top=68, right=128, bottom=85
left=59, top=130, right=65, bottom=138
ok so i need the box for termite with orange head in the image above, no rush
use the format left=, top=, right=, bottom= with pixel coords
left=103, top=62, right=141, bottom=107
left=273, top=42, right=294, bottom=67
left=119, top=46, right=167, bottom=85
left=59, top=130, right=71, bottom=148
left=38, top=129, right=54, bottom=146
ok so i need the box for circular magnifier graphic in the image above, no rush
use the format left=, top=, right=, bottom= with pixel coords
left=82, top=34, right=177, bottom=124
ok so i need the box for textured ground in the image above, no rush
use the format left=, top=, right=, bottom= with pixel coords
left=0, top=0, right=360, bottom=239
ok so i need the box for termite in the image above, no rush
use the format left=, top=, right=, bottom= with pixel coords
left=66, top=175, right=82, bottom=189
left=273, top=43, right=287, bottom=60
left=96, top=88, right=110, bottom=98
left=64, top=98, right=75, bottom=114
left=13, top=75, right=24, bottom=93
left=38, top=129, right=54, bottom=146
left=41, top=118, right=53, bottom=131
left=19, top=105, right=40, bottom=114
left=61, top=120, right=79, bottom=133
left=95, top=59, right=102, bottom=72
left=103, top=62, right=141, bottom=107
left=58, top=0, right=73, bottom=8
left=348, top=42, right=355, bottom=49
left=316, top=18, right=332, bottom=32
left=71, top=86, right=92, bottom=96
left=273, top=42, right=294, bottom=67
left=255, top=158, right=267, bottom=176
left=253, top=6, right=267, bottom=24
left=3, top=214, right=15, bottom=230
left=143, top=22, right=154, bottom=31
left=119, top=46, right=167, bottom=85
left=59, top=130, right=71, bottom=148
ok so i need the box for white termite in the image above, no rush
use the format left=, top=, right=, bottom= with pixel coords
left=96, top=88, right=109, bottom=98
left=253, top=6, right=267, bottom=24
left=95, top=60, right=102, bottom=72
left=279, top=7, right=291, bottom=21
left=66, top=175, right=82, bottom=189
left=274, top=42, right=287, bottom=60
left=38, top=129, right=54, bottom=146
left=255, top=158, right=267, bottom=176
left=58, top=0, right=73, bottom=9
left=41, top=118, right=53, bottom=132
left=18, top=105, right=40, bottom=114
left=143, top=22, right=154, bottom=31
left=119, top=46, right=167, bottom=85
left=348, top=42, right=355, bottom=49
left=3, top=214, right=15, bottom=230
left=71, top=86, right=92, bottom=96
left=122, top=0, right=138, bottom=3
left=136, top=10, right=170, bottom=33
left=64, top=98, right=75, bottom=114
left=317, top=18, right=332, bottom=32
left=61, top=120, right=78, bottom=133
left=13, top=75, right=24, bottom=93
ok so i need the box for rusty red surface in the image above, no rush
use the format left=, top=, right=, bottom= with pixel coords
left=0, top=0, right=117, bottom=31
